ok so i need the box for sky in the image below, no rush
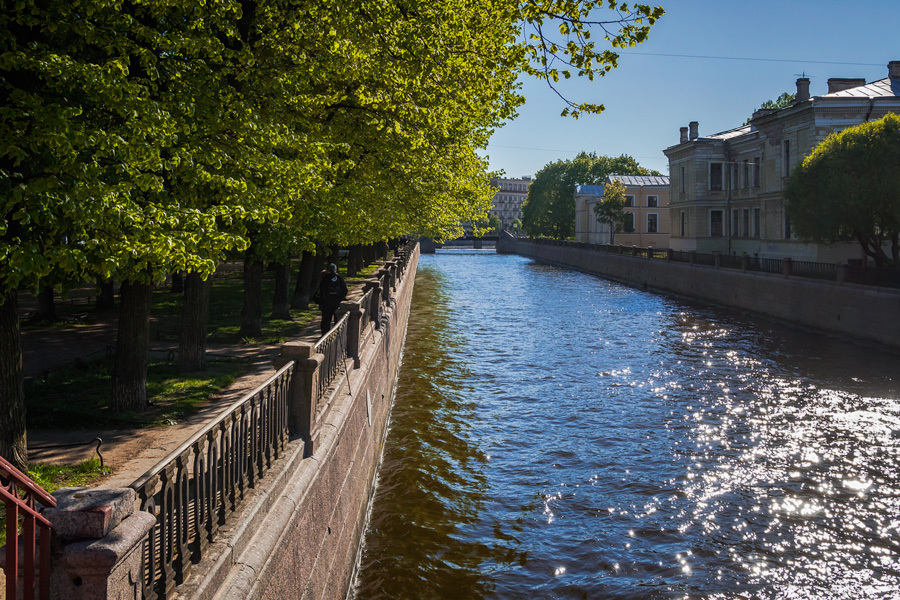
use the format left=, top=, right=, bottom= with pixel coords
left=484, top=0, right=900, bottom=179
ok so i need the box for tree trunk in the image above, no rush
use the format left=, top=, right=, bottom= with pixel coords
left=271, top=261, right=292, bottom=319
left=291, top=250, right=316, bottom=309
left=170, top=272, right=184, bottom=294
left=178, top=272, right=211, bottom=372
left=111, top=280, right=152, bottom=414
left=32, top=285, right=55, bottom=323
left=310, top=253, right=327, bottom=299
left=97, top=278, right=116, bottom=311
left=0, top=291, right=27, bottom=472
left=240, top=257, right=264, bottom=338
left=347, top=245, right=360, bottom=277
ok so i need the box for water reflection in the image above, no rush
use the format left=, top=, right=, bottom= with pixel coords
left=354, top=250, right=900, bottom=599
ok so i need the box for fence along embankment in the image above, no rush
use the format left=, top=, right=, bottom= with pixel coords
left=499, top=237, right=900, bottom=351
left=25, top=241, right=418, bottom=600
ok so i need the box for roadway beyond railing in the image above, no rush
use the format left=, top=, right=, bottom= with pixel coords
left=526, top=238, right=900, bottom=289
left=1, top=456, right=56, bottom=600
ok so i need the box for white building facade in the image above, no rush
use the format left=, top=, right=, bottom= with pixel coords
left=490, top=176, right=531, bottom=230
left=664, top=61, right=900, bottom=262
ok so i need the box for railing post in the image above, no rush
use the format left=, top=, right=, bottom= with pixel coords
left=741, top=252, right=749, bottom=272
left=713, top=252, right=722, bottom=269
left=666, top=248, right=673, bottom=262
left=783, top=257, right=793, bottom=278
left=837, top=263, right=849, bottom=283
left=43, top=488, right=156, bottom=600
left=363, top=279, right=381, bottom=329
left=274, top=342, right=324, bottom=456
left=338, top=300, right=363, bottom=369
left=689, top=251, right=696, bottom=265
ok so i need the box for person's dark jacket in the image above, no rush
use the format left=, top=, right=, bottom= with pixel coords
left=315, top=271, right=348, bottom=307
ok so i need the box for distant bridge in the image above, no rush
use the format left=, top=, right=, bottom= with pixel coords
left=420, top=235, right=498, bottom=253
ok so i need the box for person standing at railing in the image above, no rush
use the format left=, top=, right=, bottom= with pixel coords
left=314, top=262, right=348, bottom=335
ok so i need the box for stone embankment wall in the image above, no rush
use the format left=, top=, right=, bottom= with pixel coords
left=499, top=237, right=900, bottom=351
left=199, top=245, right=418, bottom=600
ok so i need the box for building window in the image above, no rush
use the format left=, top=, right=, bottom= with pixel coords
left=680, top=167, right=685, bottom=193
left=731, top=209, right=739, bottom=237
left=742, top=160, right=750, bottom=189
left=753, top=208, right=761, bottom=238
left=710, top=162, right=723, bottom=191
left=624, top=195, right=635, bottom=207
left=783, top=140, right=791, bottom=177
left=624, top=212, right=635, bottom=233
left=742, top=208, right=750, bottom=237
left=754, top=157, right=760, bottom=187
left=647, top=213, right=658, bottom=233
left=647, top=195, right=658, bottom=208
left=710, top=210, right=724, bottom=237
left=681, top=211, right=686, bottom=237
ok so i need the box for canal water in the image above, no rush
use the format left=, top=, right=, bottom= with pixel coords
left=353, top=249, right=900, bottom=599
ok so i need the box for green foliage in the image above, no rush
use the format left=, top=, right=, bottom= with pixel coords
left=593, top=179, right=633, bottom=240
left=28, top=458, right=111, bottom=493
left=26, top=357, right=248, bottom=429
left=784, top=114, right=900, bottom=267
left=746, top=92, right=795, bottom=124
left=522, top=152, right=658, bottom=239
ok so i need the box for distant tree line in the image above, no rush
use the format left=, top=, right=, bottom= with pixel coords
left=522, top=152, right=659, bottom=239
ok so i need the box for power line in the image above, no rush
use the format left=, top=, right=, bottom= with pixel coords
left=618, top=51, right=883, bottom=67
left=487, top=144, right=664, bottom=161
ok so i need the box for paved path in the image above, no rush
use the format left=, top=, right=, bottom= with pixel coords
left=18, top=285, right=324, bottom=488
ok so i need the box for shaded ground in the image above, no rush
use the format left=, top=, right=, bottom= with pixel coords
left=17, top=274, right=325, bottom=488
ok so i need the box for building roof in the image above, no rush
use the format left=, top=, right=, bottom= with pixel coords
left=703, top=125, right=753, bottom=140
left=608, top=174, right=670, bottom=186
left=822, top=77, right=900, bottom=98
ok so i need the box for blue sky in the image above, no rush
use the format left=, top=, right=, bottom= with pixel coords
left=485, top=0, right=900, bottom=178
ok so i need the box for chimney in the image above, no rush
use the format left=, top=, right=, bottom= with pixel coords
left=827, top=78, right=866, bottom=94
left=795, top=77, right=810, bottom=102
left=680, top=127, right=689, bottom=143
left=689, top=121, right=699, bottom=140
left=889, top=61, right=900, bottom=79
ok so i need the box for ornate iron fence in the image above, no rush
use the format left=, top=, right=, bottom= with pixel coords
left=313, top=313, right=349, bottom=404
left=358, top=288, right=374, bottom=333
left=130, top=363, right=292, bottom=600
left=791, top=260, right=838, bottom=281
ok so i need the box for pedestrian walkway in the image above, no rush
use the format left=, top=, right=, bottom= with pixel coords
left=17, top=283, right=324, bottom=488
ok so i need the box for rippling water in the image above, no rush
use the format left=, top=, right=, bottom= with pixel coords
left=353, top=250, right=900, bottom=599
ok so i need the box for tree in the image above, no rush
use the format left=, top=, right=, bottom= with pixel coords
left=745, top=92, right=795, bottom=124
left=784, top=114, right=900, bottom=267
left=522, top=153, right=658, bottom=239
left=593, top=179, right=634, bottom=243
left=1, top=0, right=664, bottom=468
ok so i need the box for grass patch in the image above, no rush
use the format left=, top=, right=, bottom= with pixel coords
left=26, top=358, right=249, bottom=429
left=28, top=458, right=111, bottom=492
left=0, top=458, right=110, bottom=547
left=150, top=266, right=319, bottom=345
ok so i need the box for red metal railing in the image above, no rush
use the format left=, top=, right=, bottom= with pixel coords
left=1, top=456, right=56, bottom=600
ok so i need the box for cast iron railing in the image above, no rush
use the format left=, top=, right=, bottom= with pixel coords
left=314, top=313, right=349, bottom=404
left=1, top=456, right=56, bottom=600
left=358, top=288, right=374, bottom=333
left=130, top=363, right=292, bottom=600
left=526, top=238, right=900, bottom=289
